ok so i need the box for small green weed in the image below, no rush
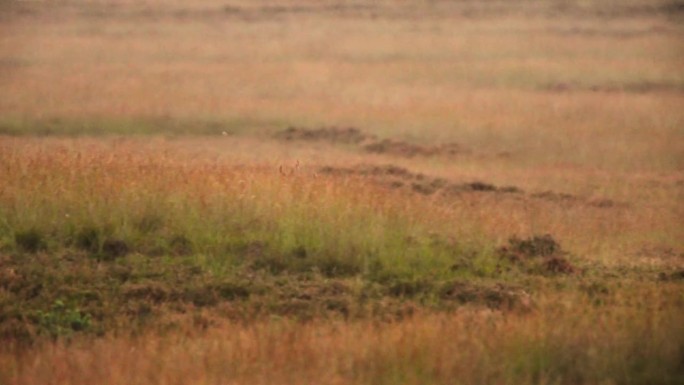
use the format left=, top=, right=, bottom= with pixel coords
left=35, top=299, right=92, bottom=338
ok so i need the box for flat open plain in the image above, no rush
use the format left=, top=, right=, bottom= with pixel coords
left=0, top=1, right=683, bottom=384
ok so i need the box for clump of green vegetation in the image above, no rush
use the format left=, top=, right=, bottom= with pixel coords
left=0, top=235, right=534, bottom=342
left=35, top=299, right=92, bottom=339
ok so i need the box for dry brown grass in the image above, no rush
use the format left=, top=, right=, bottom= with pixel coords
left=1, top=135, right=682, bottom=384
left=1, top=1, right=682, bottom=172
left=2, top=135, right=681, bottom=268
left=3, top=288, right=683, bottom=385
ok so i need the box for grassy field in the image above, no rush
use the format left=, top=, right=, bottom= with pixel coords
left=1, top=0, right=683, bottom=384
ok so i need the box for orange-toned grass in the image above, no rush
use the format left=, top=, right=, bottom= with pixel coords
left=1, top=135, right=681, bottom=269
left=1, top=0, right=682, bottom=174
left=0, top=1, right=683, bottom=383
left=2, top=285, right=682, bottom=385
left=1, top=136, right=489, bottom=283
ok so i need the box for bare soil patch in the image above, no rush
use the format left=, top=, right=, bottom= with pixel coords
left=318, top=164, right=620, bottom=209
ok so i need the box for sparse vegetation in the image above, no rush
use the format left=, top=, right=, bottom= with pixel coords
left=0, top=0, right=682, bottom=384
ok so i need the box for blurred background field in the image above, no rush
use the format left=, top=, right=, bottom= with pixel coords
left=1, top=0, right=682, bottom=170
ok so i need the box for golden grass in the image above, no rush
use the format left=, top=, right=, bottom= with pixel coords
left=3, top=287, right=683, bottom=385
left=2, top=1, right=683, bottom=179
left=1, top=2, right=683, bottom=158
left=1, top=135, right=681, bottom=268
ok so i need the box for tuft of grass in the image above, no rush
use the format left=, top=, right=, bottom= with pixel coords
left=14, top=228, right=45, bottom=253
left=35, top=299, right=92, bottom=339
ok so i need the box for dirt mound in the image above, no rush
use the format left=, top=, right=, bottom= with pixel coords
left=496, top=234, right=576, bottom=275
left=444, top=182, right=522, bottom=195
left=318, top=164, right=522, bottom=197
left=498, top=234, right=561, bottom=260
left=318, top=164, right=620, bottom=210
left=319, top=164, right=441, bottom=193
left=363, top=139, right=466, bottom=158
left=275, top=127, right=468, bottom=158
left=543, top=81, right=684, bottom=94
left=531, top=191, right=578, bottom=202
left=319, top=164, right=418, bottom=179
left=275, top=126, right=373, bottom=144
left=532, top=191, right=624, bottom=208
left=585, top=198, right=624, bottom=208
left=658, top=270, right=684, bottom=282
left=439, top=281, right=533, bottom=311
